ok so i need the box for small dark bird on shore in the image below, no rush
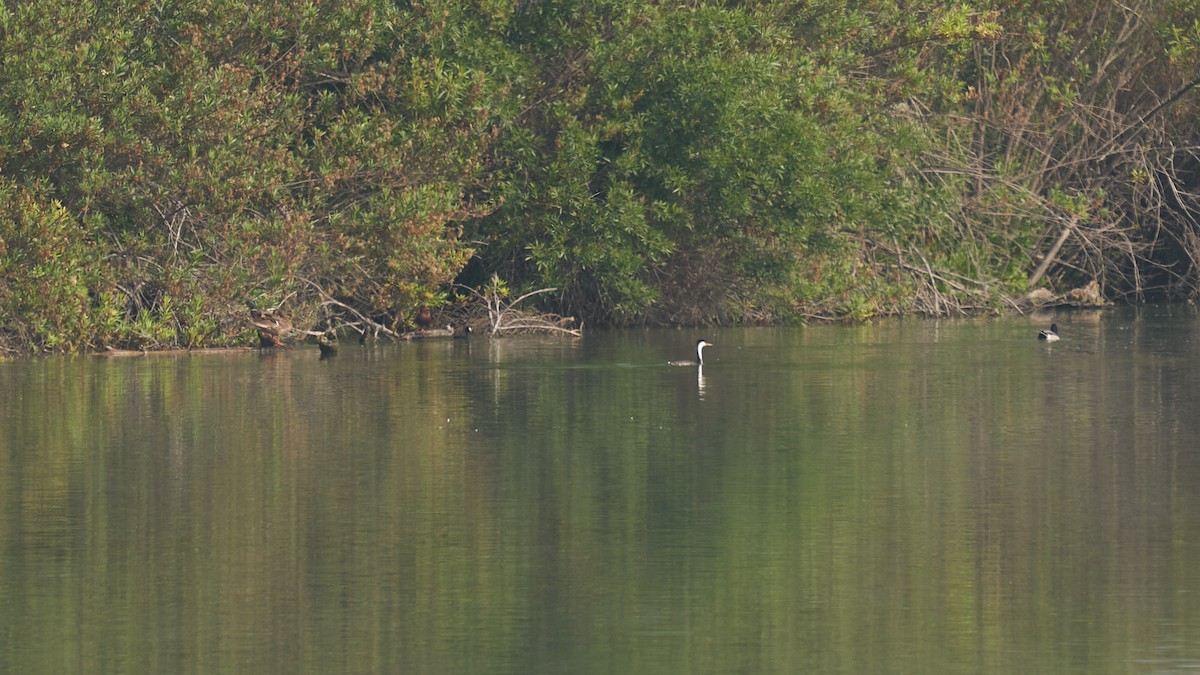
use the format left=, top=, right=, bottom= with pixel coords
left=416, top=305, right=434, bottom=329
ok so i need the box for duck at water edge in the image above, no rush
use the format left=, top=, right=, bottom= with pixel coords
left=247, top=300, right=293, bottom=349
left=415, top=305, right=434, bottom=329
left=317, top=330, right=339, bottom=356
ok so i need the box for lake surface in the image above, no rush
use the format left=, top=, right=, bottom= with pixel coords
left=2, top=306, right=1200, bottom=673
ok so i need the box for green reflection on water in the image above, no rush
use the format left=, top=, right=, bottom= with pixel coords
left=2, top=310, right=1200, bottom=673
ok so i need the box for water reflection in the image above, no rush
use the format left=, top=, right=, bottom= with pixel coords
left=1, top=308, right=1199, bottom=673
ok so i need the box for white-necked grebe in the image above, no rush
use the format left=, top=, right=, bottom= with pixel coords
left=669, top=339, right=712, bottom=366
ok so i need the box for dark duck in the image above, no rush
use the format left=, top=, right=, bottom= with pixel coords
left=317, top=329, right=339, bottom=356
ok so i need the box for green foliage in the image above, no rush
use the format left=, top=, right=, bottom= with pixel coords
left=476, top=1, right=952, bottom=323
left=0, top=181, right=106, bottom=350
left=2, top=0, right=1199, bottom=349
left=0, top=0, right=504, bottom=349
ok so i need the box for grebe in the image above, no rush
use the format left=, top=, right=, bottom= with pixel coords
left=1038, top=324, right=1060, bottom=342
left=669, top=339, right=712, bottom=366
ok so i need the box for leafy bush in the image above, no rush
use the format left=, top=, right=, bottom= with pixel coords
left=1, top=0, right=1198, bottom=350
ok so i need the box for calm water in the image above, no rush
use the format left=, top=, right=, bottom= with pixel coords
left=2, top=307, right=1200, bottom=673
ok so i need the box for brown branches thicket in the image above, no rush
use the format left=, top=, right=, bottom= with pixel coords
left=455, top=277, right=582, bottom=337
left=917, top=0, right=1200, bottom=302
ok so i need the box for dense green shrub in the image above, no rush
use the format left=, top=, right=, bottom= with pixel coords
left=0, top=181, right=106, bottom=350
left=0, top=0, right=1198, bottom=350
left=0, top=0, right=502, bottom=350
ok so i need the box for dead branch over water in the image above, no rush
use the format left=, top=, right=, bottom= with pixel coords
left=456, top=278, right=582, bottom=337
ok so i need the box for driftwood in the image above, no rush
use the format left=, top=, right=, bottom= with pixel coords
left=95, top=346, right=257, bottom=357
left=399, top=325, right=470, bottom=340
left=297, top=276, right=402, bottom=342
left=455, top=277, right=582, bottom=337
left=1021, top=279, right=1108, bottom=309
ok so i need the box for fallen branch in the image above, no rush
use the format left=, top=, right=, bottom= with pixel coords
left=297, top=277, right=401, bottom=340
left=1028, top=216, right=1079, bottom=288
left=454, top=277, right=582, bottom=337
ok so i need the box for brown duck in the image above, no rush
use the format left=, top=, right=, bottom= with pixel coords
left=247, top=300, right=293, bottom=348
left=415, top=305, right=434, bottom=329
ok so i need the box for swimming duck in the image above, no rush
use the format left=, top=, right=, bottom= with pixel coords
left=247, top=300, right=293, bottom=348
left=669, top=339, right=712, bottom=366
left=317, top=330, right=339, bottom=355
left=1038, top=324, right=1060, bottom=342
left=453, top=324, right=473, bottom=339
